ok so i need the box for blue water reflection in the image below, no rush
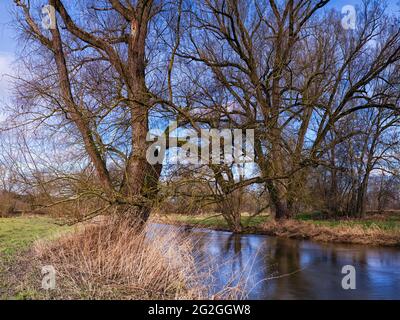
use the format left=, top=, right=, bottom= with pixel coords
left=149, top=224, right=400, bottom=300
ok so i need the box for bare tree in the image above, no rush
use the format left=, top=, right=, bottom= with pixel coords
left=2, top=0, right=399, bottom=229
left=10, top=0, right=184, bottom=223
left=174, top=0, right=400, bottom=220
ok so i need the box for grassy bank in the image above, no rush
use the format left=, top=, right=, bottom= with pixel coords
left=0, top=216, right=238, bottom=300
left=156, top=212, right=400, bottom=247
left=154, top=213, right=270, bottom=230
left=262, top=219, right=400, bottom=247
left=0, top=217, right=67, bottom=256
left=0, top=217, right=70, bottom=299
left=2, top=212, right=399, bottom=300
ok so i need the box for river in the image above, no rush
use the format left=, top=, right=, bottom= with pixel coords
left=150, top=223, right=400, bottom=300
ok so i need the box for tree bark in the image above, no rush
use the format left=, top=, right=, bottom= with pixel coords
left=267, top=181, right=290, bottom=220
left=50, top=0, right=161, bottom=224
left=218, top=194, right=243, bottom=233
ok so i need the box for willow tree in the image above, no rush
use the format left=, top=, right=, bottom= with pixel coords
left=175, top=0, right=400, bottom=219
left=11, top=0, right=180, bottom=222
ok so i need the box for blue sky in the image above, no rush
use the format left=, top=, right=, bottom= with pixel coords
left=0, top=0, right=16, bottom=104
left=0, top=1, right=16, bottom=53
left=0, top=0, right=363, bottom=55
left=0, top=0, right=399, bottom=100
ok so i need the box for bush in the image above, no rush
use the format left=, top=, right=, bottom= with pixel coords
left=0, top=191, right=30, bottom=217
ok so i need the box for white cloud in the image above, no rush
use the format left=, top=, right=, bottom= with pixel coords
left=0, top=52, right=14, bottom=122
left=0, top=52, right=14, bottom=97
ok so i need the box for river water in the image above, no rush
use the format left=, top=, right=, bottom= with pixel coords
left=150, top=224, right=400, bottom=300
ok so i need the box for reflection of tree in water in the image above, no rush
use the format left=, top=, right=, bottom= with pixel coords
left=190, top=231, right=262, bottom=295
left=219, top=233, right=256, bottom=288
left=178, top=227, right=400, bottom=299
left=265, top=244, right=391, bottom=299
left=225, top=233, right=243, bottom=255
left=264, top=238, right=314, bottom=300
left=191, top=232, right=319, bottom=299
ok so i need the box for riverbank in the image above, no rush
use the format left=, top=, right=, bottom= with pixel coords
left=0, top=216, right=237, bottom=300
left=2, top=215, right=399, bottom=300
left=0, top=217, right=71, bottom=299
left=154, top=212, right=400, bottom=247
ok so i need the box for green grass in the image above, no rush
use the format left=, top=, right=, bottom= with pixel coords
left=0, top=217, right=67, bottom=257
left=160, top=214, right=270, bottom=229
left=0, top=216, right=68, bottom=299
left=161, top=211, right=400, bottom=233
left=295, top=212, right=400, bottom=231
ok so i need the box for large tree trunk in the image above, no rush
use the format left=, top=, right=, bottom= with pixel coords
left=44, top=0, right=161, bottom=226
left=268, top=26, right=292, bottom=221
left=287, top=169, right=309, bottom=216
left=218, top=193, right=243, bottom=233
left=350, top=174, right=370, bottom=218
left=268, top=125, right=291, bottom=220
left=119, top=4, right=162, bottom=224
left=267, top=180, right=290, bottom=220
left=121, top=160, right=162, bottom=224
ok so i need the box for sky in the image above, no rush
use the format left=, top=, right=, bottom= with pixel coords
left=0, top=0, right=15, bottom=102
left=0, top=0, right=399, bottom=103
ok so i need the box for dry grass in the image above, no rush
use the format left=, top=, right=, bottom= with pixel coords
left=261, top=220, right=400, bottom=246
left=28, top=218, right=209, bottom=299
left=8, top=217, right=243, bottom=300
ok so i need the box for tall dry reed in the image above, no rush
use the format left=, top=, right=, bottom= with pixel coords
left=34, top=218, right=211, bottom=299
